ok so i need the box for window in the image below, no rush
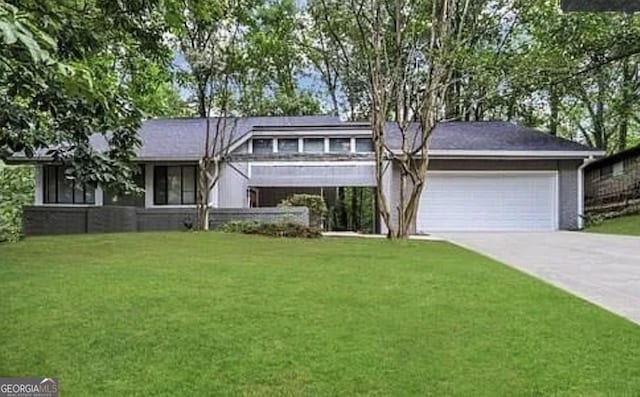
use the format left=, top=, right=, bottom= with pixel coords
left=154, top=165, right=197, bottom=205
left=277, top=138, right=299, bottom=153
left=624, top=157, right=637, bottom=169
left=355, top=138, right=373, bottom=153
left=600, top=164, right=614, bottom=179
left=252, top=138, right=273, bottom=154
left=43, top=165, right=95, bottom=204
left=613, top=161, right=625, bottom=177
left=303, top=138, right=324, bottom=153
left=329, top=138, right=351, bottom=153
left=104, top=166, right=145, bottom=207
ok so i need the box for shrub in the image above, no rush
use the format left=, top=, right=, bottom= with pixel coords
left=0, top=163, right=34, bottom=243
left=220, top=220, right=322, bottom=238
left=581, top=213, right=606, bottom=228
left=278, top=194, right=327, bottom=228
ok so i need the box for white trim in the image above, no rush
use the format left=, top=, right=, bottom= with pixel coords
left=35, top=204, right=98, bottom=207
left=144, top=164, right=154, bottom=208
left=251, top=129, right=371, bottom=137
left=555, top=171, right=560, bottom=230
left=350, top=137, right=356, bottom=153
left=248, top=160, right=376, bottom=167
left=426, top=170, right=558, bottom=175
left=147, top=204, right=198, bottom=209
left=34, top=165, right=43, bottom=205
left=95, top=186, right=104, bottom=206
left=576, top=157, right=596, bottom=229
left=425, top=150, right=606, bottom=158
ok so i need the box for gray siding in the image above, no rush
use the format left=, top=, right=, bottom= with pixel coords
left=429, top=159, right=558, bottom=171
left=248, top=164, right=376, bottom=187
left=218, top=162, right=249, bottom=207
left=558, top=160, right=581, bottom=230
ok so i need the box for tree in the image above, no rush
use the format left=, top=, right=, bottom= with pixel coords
left=178, top=0, right=249, bottom=230
left=240, top=0, right=322, bottom=116
left=313, top=0, right=470, bottom=238
left=0, top=0, right=176, bottom=194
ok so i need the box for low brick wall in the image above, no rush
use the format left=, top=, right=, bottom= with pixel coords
left=22, top=206, right=308, bottom=236
left=208, top=207, right=309, bottom=229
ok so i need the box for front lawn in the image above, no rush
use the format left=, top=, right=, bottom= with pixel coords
left=586, top=213, right=640, bottom=236
left=1, top=233, right=639, bottom=396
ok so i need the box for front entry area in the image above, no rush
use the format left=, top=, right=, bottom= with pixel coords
left=249, top=186, right=378, bottom=233
left=416, top=172, right=559, bottom=232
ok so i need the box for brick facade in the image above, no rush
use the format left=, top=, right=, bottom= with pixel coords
left=22, top=206, right=309, bottom=236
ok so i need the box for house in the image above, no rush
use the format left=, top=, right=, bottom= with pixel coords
left=584, top=144, right=640, bottom=218
left=9, top=116, right=604, bottom=235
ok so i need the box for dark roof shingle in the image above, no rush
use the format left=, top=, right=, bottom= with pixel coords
left=14, top=116, right=600, bottom=162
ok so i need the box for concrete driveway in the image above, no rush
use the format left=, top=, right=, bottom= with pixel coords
left=439, top=232, right=640, bottom=325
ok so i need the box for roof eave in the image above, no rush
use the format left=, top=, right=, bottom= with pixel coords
left=419, top=149, right=606, bottom=159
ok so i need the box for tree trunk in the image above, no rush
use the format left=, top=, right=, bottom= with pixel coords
left=196, top=159, right=210, bottom=231
left=549, top=88, right=560, bottom=136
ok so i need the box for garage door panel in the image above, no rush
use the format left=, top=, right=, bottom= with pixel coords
left=416, top=173, right=557, bottom=232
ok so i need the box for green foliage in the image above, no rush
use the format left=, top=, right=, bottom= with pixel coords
left=581, top=213, right=606, bottom=228
left=178, top=0, right=322, bottom=118
left=220, top=220, right=322, bottom=238
left=0, top=0, right=179, bottom=194
left=0, top=163, right=34, bottom=242
left=278, top=194, right=327, bottom=228
left=328, top=187, right=375, bottom=233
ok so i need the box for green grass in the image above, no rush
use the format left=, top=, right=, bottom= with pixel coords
left=586, top=213, right=640, bottom=236
left=1, top=233, right=640, bottom=396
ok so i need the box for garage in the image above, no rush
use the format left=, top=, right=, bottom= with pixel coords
left=416, top=172, right=558, bottom=232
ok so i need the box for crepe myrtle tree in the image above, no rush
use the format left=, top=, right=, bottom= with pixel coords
left=179, top=0, right=248, bottom=230
left=314, top=0, right=469, bottom=238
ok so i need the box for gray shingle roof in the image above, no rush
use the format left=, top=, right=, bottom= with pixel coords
left=13, top=116, right=599, bottom=162
left=429, top=121, right=594, bottom=152
left=89, top=115, right=343, bottom=159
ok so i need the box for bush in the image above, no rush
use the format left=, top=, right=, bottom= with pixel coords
left=581, top=213, right=606, bottom=228
left=0, top=163, right=34, bottom=243
left=220, top=220, right=322, bottom=238
left=278, top=194, right=327, bottom=228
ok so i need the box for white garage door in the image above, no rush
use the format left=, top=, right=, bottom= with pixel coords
left=416, top=172, right=558, bottom=232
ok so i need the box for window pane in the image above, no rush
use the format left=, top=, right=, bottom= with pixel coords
left=329, top=138, right=351, bottom=153
left=277, top=138, right=299, bottom=153
left=303, top=138, right=324, bottom=153
left=253, top=138, right=273, bottom=154
left=45, top=166, right=57, bottom=203
left=182, top=166, right=196, bottom=205
left=73, top=182, right=84, bottom=204
left=600, top=165, right=613, bottom=178
left=57, top=167, right=73, bottom=204
left=356, top=138, right=373, bottom=153
left=84, top=185, right=95, bottom=204
left=154, top=166, right=167, bottom=205
left=167, top=166, right=182, bottom=205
